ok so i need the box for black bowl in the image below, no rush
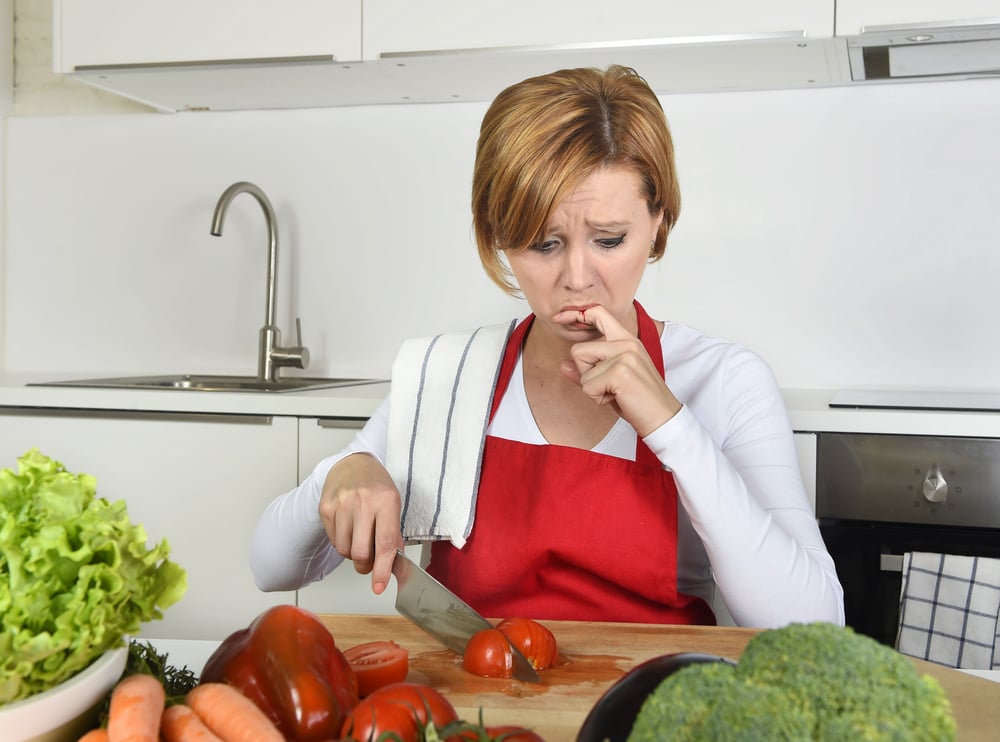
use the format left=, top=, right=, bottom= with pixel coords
left=576, top=652, right=735, bottom=742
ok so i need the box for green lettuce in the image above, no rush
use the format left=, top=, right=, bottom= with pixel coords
left=0, top=449, right=187, bottom=704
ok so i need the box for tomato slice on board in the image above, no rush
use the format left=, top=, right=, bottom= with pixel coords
left=496, top=617, right=558, bottom=670
left=463, top=628, right=514, bottom=678
left=342, top=640, right=410, bottom=697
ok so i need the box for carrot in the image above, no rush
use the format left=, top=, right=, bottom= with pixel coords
left=160, top=703, right=224, bottom=742
left=185, top=682, right=284, bottom=742
left=77, top=730, right=109, bottom=742
left=106, top=673, right=166, bottom=742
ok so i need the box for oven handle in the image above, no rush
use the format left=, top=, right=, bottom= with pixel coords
left=880, top=554, right=904, bottom=573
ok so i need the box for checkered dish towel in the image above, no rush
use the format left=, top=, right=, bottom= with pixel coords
left=385, top=320, right=517, bottom=549
left=895, top=551, right=1000, bottom=669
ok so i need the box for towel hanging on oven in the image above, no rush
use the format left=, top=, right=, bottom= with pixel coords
left=895, top=551, right=1000, bottom=670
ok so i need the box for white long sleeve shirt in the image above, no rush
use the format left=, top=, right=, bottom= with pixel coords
left=250, top=320, right=845, bottom=629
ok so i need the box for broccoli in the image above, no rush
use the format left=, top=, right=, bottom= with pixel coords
left=626, top=622, right=956, bottom=742
left=627, top=662, right=738, bottom=741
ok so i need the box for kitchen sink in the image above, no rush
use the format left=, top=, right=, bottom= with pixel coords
left=29, top=374, right=385, bottom=393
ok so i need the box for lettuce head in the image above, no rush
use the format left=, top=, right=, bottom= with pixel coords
left=0, top=448, right=187, bottom=703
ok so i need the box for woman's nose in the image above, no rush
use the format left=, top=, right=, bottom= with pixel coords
left=561, top=243, right=595, bottom=291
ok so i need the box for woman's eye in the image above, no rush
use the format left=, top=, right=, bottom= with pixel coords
left=531, top=239, right=559, bottom=253
left=597, top=235, right=626, bottom=249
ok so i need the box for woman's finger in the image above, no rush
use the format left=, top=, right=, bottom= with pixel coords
left=553, top=304, right=632, bottom=341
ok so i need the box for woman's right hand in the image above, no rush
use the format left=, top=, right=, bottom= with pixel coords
left=318, top=452, right=404, bottom=595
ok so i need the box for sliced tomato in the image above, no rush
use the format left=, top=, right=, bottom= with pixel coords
left=496, top=617, right=558, bottom=671
left=463, top=628, right=514, bottom=678
left=342, top=640, right=410, bottom=697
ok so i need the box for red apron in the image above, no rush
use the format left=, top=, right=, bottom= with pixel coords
left=428, top=302, right=715, bottom=624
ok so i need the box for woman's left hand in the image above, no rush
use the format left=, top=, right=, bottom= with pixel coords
left=553, top=305, right=682, bottom=437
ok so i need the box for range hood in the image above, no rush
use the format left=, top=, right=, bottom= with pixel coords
left=846, top=20, right=1000, bottom=82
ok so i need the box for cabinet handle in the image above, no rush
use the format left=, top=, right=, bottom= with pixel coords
left=315, top=417, right=367, bottom=429
left=0, top=407, right=273, bottom=425
left=73, top=55, right=334, bottom=72
left=380, top=31, right=807, bottom=60
left=880, top=554, right=904, bottom=573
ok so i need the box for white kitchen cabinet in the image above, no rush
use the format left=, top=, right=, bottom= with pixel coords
left=364, top=0, right=833, bottom=58
left=836, top=1, right=1000, bottom=35
left=0, top=408, right=299, bottom=641
left=294, top=416, right=424, bottom=617
left=52, top=0, right=362, bottom=73
left=51, top=0, right=846, bottom=111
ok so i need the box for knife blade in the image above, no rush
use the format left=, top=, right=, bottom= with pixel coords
left=391, top=548, right=541, bottom=683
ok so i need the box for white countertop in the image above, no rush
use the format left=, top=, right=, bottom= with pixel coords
left=2, top=374, right=999, bottom=437
left=0, top=372, right=391, bottom=419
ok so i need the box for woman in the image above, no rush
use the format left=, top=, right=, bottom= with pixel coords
left=250, top=65, right=844, bottom=628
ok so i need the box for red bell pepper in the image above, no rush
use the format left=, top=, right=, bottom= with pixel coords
left=201, top=604, right=359, bottom=741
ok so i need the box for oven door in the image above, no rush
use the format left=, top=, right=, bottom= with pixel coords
left=818, top=519, right=1000, bottom=647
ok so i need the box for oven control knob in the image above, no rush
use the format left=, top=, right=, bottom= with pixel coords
left=922, top=465, right=948, bottom=503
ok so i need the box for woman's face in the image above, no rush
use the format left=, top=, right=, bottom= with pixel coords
left=507, top=165, right=663, bottom=341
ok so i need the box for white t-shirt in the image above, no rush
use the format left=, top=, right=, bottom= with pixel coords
left=250, top=321, right=845, bottom=629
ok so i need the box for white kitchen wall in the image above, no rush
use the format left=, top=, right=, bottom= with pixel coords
left=5, top=74, right=1000, bottom=392
left=0, top=0, right=13, bottom=371
left=5, top=0, right=1000, bottom=392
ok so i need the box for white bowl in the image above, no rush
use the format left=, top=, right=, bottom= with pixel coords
left=0, top=647, right=128, bottom=742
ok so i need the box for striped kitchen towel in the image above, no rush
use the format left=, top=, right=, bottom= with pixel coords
left=895, top=551, right=1000, bottom=669
left=385, top=319, right=517, bottom=548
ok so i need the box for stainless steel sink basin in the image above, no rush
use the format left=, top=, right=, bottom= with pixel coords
left=29, top=374, right=385, bottom=393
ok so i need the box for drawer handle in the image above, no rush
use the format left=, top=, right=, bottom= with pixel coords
left=880, top=554, right=904, bottom=573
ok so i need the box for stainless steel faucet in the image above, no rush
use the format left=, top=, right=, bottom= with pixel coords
left=210, top=181, right=309, bottom=382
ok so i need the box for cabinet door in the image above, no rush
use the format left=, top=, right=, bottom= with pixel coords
left=364, top=0, right=833, bottom=59
left=836, top=1, right=1000, bottom=35
left=295, top=417, right=424, bottom=616
left=53, top=0, right=362, bottom=73
left=0, top=409, right=298, bottom=640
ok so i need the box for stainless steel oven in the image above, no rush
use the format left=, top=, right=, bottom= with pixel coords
left=816, top=432, right=1000, bottom=647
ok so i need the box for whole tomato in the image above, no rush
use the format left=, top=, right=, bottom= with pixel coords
left=463, top=628, right=514, bottom=679
left=340, top=681, right=458, bottom=741
left=485, top=726, right=546, bottom=742
left=457, top=725, right=546, bottom=741
left=496, top=618, right=558, bottom=670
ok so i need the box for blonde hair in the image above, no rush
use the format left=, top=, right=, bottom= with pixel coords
left=472, top=65, right=681, bottom=295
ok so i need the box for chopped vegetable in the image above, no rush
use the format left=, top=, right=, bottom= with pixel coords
left=0, top=449, right=187, bottom=704
left=106, top=672, right=166, bottom=742
left=464, top=628, right=515, bottom=678
left=496, top=617, right=558, bottom=671
left=627, top=622, right=956, bottom=741
left=343, top=640, right=410, bottom=697
left=200, top=604, right=359, bottom=741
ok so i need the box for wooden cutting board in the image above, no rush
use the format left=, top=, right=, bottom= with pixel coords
left=318, top=614, right=1000, bottom=741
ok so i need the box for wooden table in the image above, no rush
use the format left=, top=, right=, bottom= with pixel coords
left=318, top=614, right=1000, bottom=741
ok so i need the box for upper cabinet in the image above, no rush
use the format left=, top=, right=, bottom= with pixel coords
left=835, top=1, right=1000, bottom=35
left=363, top=0, right=832, bottom=57
left=53, top=0, right=362, bottom=72
left=47, top=0, right=1000, bottom=112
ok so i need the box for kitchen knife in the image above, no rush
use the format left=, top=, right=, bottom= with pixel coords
left=391, top=548, right=541, bottom=683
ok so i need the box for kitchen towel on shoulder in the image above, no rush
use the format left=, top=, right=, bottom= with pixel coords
left=386, top=319, right=518, bottom=549
left=895, top=551, right=1000, bottom=670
